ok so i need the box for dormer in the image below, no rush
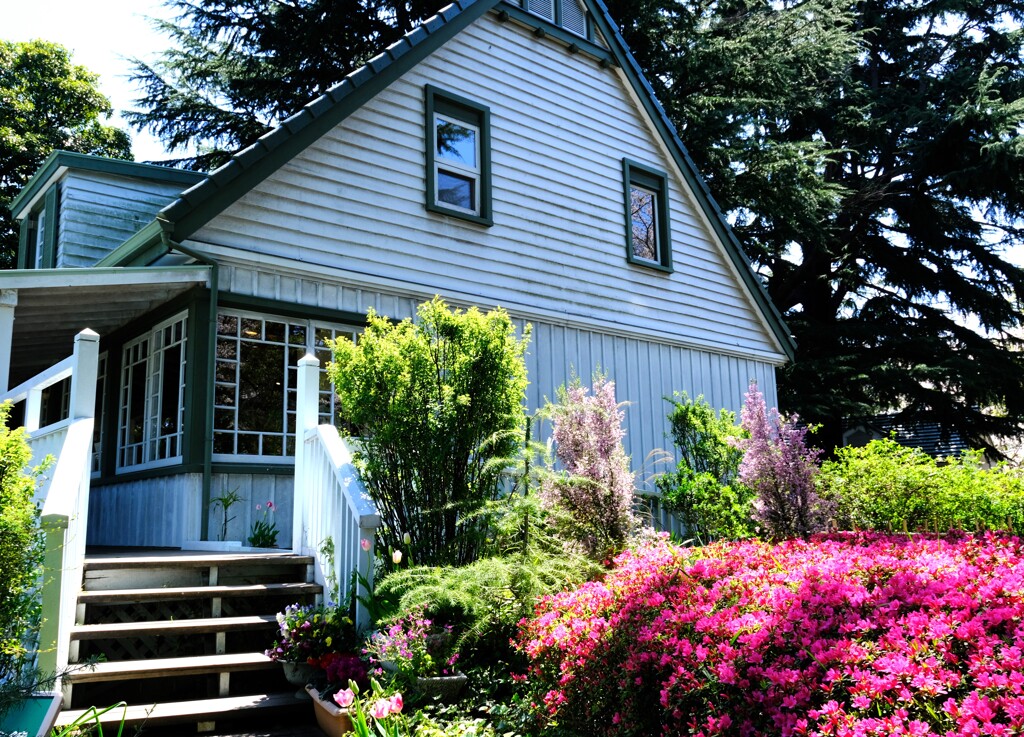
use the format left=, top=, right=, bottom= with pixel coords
left=9, top=151, right=206, bottom=270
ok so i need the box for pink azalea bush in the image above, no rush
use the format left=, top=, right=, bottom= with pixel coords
left=541, top=376, right=637, bottom=555
left=518, top=532, right=1024, bottom=736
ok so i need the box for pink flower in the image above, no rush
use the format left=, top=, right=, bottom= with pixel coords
left=256, top=504, right=261, bottom=511
left=389, top=693, right=403, bottom=713
left=370, top=699, right=391, bottom=719
left=266, top=500, right=275, bottom=511
left=333, top=689, right=355, bottom=709
left=360, top=538, right=372, bottom=552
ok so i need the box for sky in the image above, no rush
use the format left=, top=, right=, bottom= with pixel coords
left=4, top=0, right=1022, bottom=270
left=5, top=0, right=176, bottom=162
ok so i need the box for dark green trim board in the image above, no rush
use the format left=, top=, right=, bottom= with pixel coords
left=17, top=219, right=30, bottom=270
left=211, top=462, right=295, bottom=476
left=92, top=464, right=206, bottom=487
left=41, top=186, right=58, bottom=269
left=9, top=150, right=206, bottom=220
left=219, top=293, right=368, bottom=327
left=158, top=0, right=503, bottom=242
left=622, top=158, right=673, bottom=272
left=96, top=220, right=168, bottom=267
left=184, top=293, right=213, bottom=468
left=424, top=85, right=493, bottom=226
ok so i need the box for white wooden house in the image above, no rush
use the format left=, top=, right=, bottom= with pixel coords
left=0, top=0, right=793, bottom=726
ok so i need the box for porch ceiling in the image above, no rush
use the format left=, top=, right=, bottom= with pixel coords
left=3, top=266, right=210, bottom=386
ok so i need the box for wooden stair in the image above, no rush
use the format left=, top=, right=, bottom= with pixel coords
left=54, top=550, right=322, bottom=732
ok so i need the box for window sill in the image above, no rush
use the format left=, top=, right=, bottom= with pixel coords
left=626, top=255, right=674, bottom=273
left=426, top=201, right=493, bottom=227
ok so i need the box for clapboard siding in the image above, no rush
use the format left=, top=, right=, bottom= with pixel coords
left=193, top=13, right=784, bottom=362
left=217, top=261, right=776, bottom=490
left=58, top=172, right=188, bottom=268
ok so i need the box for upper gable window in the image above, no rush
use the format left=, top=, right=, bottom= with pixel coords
left=425, top=86, right=492, bottom=227
left=525, top=0, right=589, bottom=37
left=623, top=159, right=673, bottom=272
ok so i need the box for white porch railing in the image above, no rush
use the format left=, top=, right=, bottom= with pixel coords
left=1, top=330, right=99, bottom=690
left=292, top=354, right=380, bottom=631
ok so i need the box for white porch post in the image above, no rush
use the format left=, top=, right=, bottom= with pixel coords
left=69, top=329, right=100, bottom=420
left=0, top=289, right=17, bottom=393
left=293, top=353, right=320, bottom=555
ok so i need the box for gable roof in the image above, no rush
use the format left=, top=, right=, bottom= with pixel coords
left=103, top=0, right=795, bottom=360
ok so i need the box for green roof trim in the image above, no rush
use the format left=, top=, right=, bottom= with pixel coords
left=160, top=0, right=504, bottom=241
left=9, top=150, right=206, bottom=219
left=150, top=0, right=795, bottom=360
left=95, top=220, right=169, bottom=267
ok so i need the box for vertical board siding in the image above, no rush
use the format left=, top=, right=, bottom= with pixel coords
left=209, top=473, right=296, bottom=549
left=58, top=172, right=188, bottom=268
left=193, top=13, right=784, bottom=362
left=87, top=474, right=202, bottom=547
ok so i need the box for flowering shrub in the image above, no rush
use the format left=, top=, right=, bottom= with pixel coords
left=266, top=603, right=354, bottom=664
left=518, top=533, right=1024, bottom=736
left=541, top=376, right=637, bottom=555
left=365, top=607, right=459, bottom=685
left=737, top=383, right=829, bottom=538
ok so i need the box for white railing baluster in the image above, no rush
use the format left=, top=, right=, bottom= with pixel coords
left=292, top=355, right=380, bottom=632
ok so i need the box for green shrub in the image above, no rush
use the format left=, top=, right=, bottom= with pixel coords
left=818, top=437, right=1024, bottom=532
left=0, top=402, right=44, bottom=687
left=655, top=393, right=754, bottom=542
left=328, top=297, right=530, bottom=568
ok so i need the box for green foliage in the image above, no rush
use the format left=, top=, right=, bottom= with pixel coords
left=607, top=0, right=1024, bottom=450
left=0, top=40, right=131, bottom=267
left=328, top=297, right=530, bottom=568
left=818, top=438, right=1024, bottom=532
left=656, top=393, right=754, bottom=542
left=0, top=402, right=44, bottom=688
left=128, top=0, right=445, bottom=170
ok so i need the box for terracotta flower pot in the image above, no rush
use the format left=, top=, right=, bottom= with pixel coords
left=305, top=685, right=354, bottom=737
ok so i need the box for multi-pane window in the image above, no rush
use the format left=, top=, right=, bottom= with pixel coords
left=118, top=314, right=187, bottom=470
left=214, top=311, right=358, bottom=461
left=425, top=86, right=492, bottom=226
left=92, top=353, right=107, bottom=476
left=623, top=159, right=673, bottom=271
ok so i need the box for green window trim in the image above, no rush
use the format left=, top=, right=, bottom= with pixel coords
left=425, top=85, right=493, bottom=227
left=17, top=185, right=59, bottom=270
left=622, top=158, right=673, bottom=273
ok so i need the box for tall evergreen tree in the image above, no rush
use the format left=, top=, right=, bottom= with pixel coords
left=126, top=0, right=442, bottom=170
left=608, top=0, right=1024, bottom=452
left=0, top=40, right=132, bottom=268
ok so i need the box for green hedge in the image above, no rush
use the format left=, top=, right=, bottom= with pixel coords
left=817, top=438, right=1024, bottom=532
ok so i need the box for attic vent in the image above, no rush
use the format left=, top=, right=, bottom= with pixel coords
left=561, top=0, right=587, bottom=36
left=527, top=0, right=555, bottom=22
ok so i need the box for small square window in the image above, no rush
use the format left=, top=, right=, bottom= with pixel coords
left=425, top=86, right=492, bottom=226
left=622, top=159, right=672, bottom=271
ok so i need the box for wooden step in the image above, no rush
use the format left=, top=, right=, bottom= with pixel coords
left=84, top=552, right=314, bottom=571
left=66, top=652, right=278, bottom=683
left=71, top=614, right=278, bottom=641
left=54, top=691, right=303, bottom=727
left=77, top=581, right=320, bottom=604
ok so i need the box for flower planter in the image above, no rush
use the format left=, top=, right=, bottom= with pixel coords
left=305, top=685, right=354, bottom=737
left=416, top=672, right=468, bottom=702
left=0, top=692, right=61, bottom=737
left=282, top=661, right=318, bottom=688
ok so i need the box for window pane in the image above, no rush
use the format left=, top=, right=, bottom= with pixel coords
left=217, top=314, right=238, bottom=336
left=436, top=119, right=477, bottom=167
left=237, top=341, right=285, bottom=432
left=159, top=343, right=182, bottom=435
left=437, top=170, right=475, bottom=211
left=630, top=185, right=658, bottom=261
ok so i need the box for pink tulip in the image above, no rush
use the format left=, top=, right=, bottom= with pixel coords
left=370, top=699, right=391, bottom=719
left=333, top=689, right=355, bottom=709
left=388, top=693, right=403, bottom=713
left=360, top=538, right=371, bottom=552
left=266, top=500, right=275, bottom=511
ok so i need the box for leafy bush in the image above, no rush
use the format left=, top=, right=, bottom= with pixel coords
left=818, top=437, right=1024, bottom=532
left=539, top=376, right=638, bottom=556
left=656, top=393, right=753, bottom=542
left=329, top=297, right=530, bottom=567
left=0, top=401, right=44, bottom=688
left=737, top=383, right=828, bottom=538
left=518, top=533, right=1024, bottom=737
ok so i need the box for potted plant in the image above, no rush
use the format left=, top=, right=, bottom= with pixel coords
left=306, top=678, right=407, bottom=737
left=266, top=603, right=355, bottom=687
left=364, top=608, right=466, bottom=701
left=304, top=654, right=371, bottom=736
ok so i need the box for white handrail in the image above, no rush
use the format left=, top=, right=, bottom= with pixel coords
left=293, top=354, right=380, bottom=631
